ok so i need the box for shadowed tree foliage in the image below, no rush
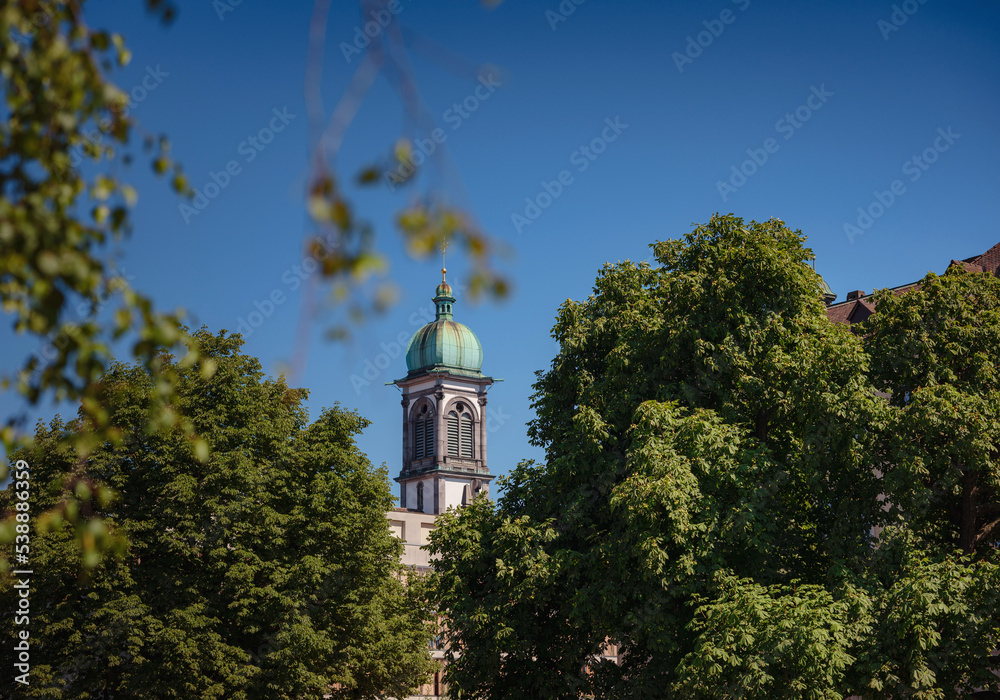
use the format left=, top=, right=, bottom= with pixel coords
left=864, top=270, right=1000, bottom=557
left=430, top=214, right=1000, bottom=699
left=0, top=329, right=434, bottom=699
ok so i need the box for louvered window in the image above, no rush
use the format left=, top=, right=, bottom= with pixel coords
left=422, top=420, right=434, bottom=457
left=447, top=405, right=475, bottom=458
left=415, top=420, right=426, bottom=458
left=460, top=413, right=473, bottom=458
left=414, top=406, right=434, bottom=459
left=447, top=412, right=460, bottom=456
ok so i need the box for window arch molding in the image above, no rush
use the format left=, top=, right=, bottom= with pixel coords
left=409, top=399, right=436, bottom=461
left=440, top=396, right=479, bottom=422
left=442, top=397, right=478, bottom=459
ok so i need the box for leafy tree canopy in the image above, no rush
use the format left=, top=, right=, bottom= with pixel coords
left=864, top=271, right=1000, bottom=557
left=1, top=329, right=433, bottom=699
left=430, top=214, right=1000, bottom=699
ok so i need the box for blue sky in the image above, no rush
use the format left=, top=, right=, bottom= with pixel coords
left=3, top=0, right=1000, bottom=499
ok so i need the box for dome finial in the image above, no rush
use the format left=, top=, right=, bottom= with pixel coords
left=434, top=238, right=456, bottom=320
left=441, top=237, right=448, bottom=284
left=405, top=235, right=484, bottom=377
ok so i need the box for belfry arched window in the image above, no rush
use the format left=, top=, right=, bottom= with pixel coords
left=446, top=404, right=474, bottom=459
left=413, top=404, right=434, bottom=459
left=416, top=482, right=424, bottom=512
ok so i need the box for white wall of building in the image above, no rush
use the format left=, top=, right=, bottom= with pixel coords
left=405, top=476, right=437, bottom=514
left=386, top=508, right=438, bottom=568
left=443, top=477, right=468, bottom=511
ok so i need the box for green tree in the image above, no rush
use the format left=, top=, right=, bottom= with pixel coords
left=1, top=329, right=433, bottom=699
left=864, top=270, right=1000, bottom=556
left=856, top=269, right=1000, bottom=697
left=430, top=215, right=1000, bottom=699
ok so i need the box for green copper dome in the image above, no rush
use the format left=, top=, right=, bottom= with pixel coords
left=405, top=279, right=484, bottom=376
left=818, top=274, right=837, bottom=304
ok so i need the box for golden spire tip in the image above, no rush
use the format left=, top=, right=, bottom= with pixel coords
left=441, top=237, right=448, bottom=283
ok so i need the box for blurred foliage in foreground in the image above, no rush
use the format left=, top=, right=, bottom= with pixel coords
left=0, top=0, right=206, bottom=566
left=1, top=0, right=507, bottom=565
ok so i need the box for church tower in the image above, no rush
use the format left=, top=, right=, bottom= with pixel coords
left=392, top=259, right=495, bottom=514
